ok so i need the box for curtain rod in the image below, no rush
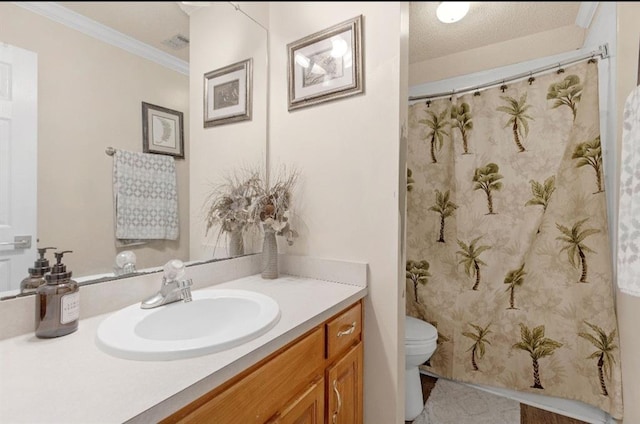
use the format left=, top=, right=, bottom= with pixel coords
left=408, top=43, right=609, bottom=103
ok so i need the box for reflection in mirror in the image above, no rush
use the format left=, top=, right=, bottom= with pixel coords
left=114, top=250, right=137, bottom=277
left=188, top=2, right=268, bottom=263
left=0, top=2, right=268, bottom=299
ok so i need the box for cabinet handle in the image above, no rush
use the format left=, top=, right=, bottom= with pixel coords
left=332, top=379, right=342, bottom=424
left=337, top=322, right=356, bottom=337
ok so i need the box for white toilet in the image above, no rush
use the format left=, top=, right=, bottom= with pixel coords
left=405, top=315, right=438, bottom=421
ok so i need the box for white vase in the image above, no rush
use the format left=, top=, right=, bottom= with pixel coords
left=261, top=225, right=278, bottom=279
left=228, top=228, right=244, bottom=257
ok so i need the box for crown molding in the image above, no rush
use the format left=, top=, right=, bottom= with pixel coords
left=12, top=2, right=189, bottom=76
left=177, top=2, right=210, bottom=16
left=575, top=2, right=599, bottom=29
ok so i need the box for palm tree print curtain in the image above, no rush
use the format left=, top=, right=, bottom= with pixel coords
left=406, top=61, right=623, bottom=419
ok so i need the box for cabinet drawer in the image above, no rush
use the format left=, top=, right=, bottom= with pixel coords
left=326, top=302, right=362, bottom=361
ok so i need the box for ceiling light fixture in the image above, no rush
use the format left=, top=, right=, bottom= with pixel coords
left=436, top=2, right=470, bottom=24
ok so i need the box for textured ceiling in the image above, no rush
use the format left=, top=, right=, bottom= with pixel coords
left=409, top=2, right=583, bottom=64
left=55, top=2, right=584, bottom=66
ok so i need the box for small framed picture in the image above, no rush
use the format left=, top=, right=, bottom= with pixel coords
left=204, top=58, right=253, bottom=127
left=141, top=102, right=185, bottom=159
left=287, top=15, right=364, bottom=111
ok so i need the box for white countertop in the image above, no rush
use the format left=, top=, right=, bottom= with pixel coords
left=0, top=274, right=367, bottom=423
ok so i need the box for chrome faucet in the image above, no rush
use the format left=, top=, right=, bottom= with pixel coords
left=141, top=259, right=193, bottom=309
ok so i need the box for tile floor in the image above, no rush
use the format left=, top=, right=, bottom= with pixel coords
left=405, top=374, right=588, bottom=424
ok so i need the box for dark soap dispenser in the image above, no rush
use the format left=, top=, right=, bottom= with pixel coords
left=20, top=247, right=56, bottom=295
left=36, top=250, right=80, bottom=338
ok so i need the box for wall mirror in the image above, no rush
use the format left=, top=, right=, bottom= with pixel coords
left=0, top=2, right=268, bottom=299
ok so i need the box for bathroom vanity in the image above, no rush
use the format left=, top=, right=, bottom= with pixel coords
left=0, top=255, right=367, bottom=423
left=164, top=300, right=363, bottom=423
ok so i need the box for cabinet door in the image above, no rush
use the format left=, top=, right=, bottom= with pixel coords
left=326, top=342, right=363, bottom=424
left=163, top=327, right=324, bottom=424
left=271, top=379, right=325, bottom=424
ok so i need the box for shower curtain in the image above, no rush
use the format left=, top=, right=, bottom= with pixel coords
left=406, top=60, right=623, bottom=419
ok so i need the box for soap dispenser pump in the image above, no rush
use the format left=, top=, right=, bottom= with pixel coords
left=35, top=250, right=80, bottom=338
left=20, top=247, right=56, bottom=295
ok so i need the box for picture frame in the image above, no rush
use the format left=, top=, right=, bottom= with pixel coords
left=204, top=58, right=253, bottom=127
left=287, top=15, right=364, bottom=111
left=141, top=102, right=185, bottom=159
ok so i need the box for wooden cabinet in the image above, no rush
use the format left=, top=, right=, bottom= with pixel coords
left=325, top=302, right=363, bottom=424
left=269, top=378, right=325, bottom=424
left=326, top=302, right=361, bottom=361
left=162, top=300, right=363, bottom=424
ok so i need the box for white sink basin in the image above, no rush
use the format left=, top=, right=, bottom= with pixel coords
left=96, top=289, right=280, bottom=361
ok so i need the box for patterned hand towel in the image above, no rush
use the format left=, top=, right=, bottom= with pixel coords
left=113, top=150, right=179, bottom=241
left=618, top=85, right=640, bottom=297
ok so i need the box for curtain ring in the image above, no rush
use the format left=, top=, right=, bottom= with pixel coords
left=500, top=82, right=508, bottom=93
left=588, top=54, right=597, bottom=64
left=473, top=90, right=481, bottom=97
left=528, top=73, right=535, bottom=85
left=426, top=100, right=431, bottom=108
left=557, top=63, right=565, bottom=74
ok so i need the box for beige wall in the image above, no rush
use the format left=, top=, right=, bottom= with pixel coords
left=409, top=25, right=585, bottom=86
left=188, top=2, right=268, bottom=261
left=0, top=4, right=190, bottom=278
left=268, top=3, right=407, bottom=423
left=616, top=3, right=640, bottom=423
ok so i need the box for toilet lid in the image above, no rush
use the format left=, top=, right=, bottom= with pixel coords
left=405, top=316, right=438, bottom=343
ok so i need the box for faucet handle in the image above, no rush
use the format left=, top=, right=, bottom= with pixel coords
left=176, top=278, right=193, bottom=288
left=114, top=250, right=137, bottom=276
left=163, top=259, right=185, bottom=281
left=177, top=278, right=193, bottom=302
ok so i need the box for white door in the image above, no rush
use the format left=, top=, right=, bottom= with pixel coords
left=0, top=43, right=37, bottom=293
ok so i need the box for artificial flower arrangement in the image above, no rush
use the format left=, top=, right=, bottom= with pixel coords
left=203, top=169, right=262, bottom=252
left=248, top=166, right=300, bottom=246
left=203, top=166, right=299, bottom=251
